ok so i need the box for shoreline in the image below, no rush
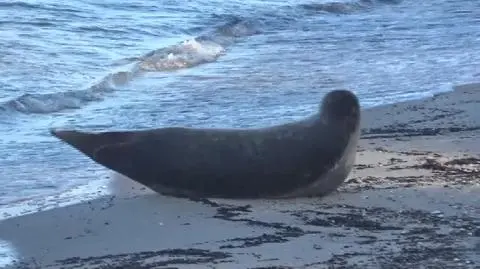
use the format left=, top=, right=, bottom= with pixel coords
left=0, top=82, right=476, bottom=216
left=1, top=82, right=479, bottom=268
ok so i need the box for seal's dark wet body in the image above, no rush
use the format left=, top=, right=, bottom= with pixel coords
left=51, top=89, right=361, bottom=199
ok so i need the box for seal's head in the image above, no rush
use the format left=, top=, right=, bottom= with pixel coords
left=319, top=89, right=360, bottom=132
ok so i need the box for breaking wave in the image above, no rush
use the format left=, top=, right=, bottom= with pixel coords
left=0, top=70, right=139, bottom=114
left=0, top=17, right=260, bottom=114
left=0, top=0, right=402, bottom=115
left=132, top=17, right=261, bottom=72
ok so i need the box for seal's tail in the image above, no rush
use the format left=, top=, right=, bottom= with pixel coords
left=50, top=128, right=132, bottom=160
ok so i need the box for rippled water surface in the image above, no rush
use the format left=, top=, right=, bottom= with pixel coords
left=0, top=0, right=479, bottom=206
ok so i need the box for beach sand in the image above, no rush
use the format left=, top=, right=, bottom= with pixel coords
left=0, top=83, right=479, bottom=269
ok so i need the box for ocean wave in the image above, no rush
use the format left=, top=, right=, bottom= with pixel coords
left=0, top=20, right=59, bottom=27
left=0, top=16, right=258, bottom=115
left=137, top=39, right=226, bottom=71
left=0, top=1, right=41, bottom=9
left=0, top=70, right=138, bottom=114
left=0, top=1, right=82, bottom=13
left=75, top=25, right=132, bottom=35
left=95, top=17, right=260, bottom=73
left=136, top=16, right=260, bottom=72
left=0, top=0, right=402, bottom=115
left=131, top=0, right=401, bottom=73
left=300, top=0, right=401, bottom=14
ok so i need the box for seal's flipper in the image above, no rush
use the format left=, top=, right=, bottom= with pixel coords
left=50, top=129, right=133, bottom=160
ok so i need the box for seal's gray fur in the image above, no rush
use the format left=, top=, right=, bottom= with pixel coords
left=50, top=89, right=361, bottom=199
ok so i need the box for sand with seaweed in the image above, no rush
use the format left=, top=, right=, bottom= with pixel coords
left=1, top=83, right=479, bottom=269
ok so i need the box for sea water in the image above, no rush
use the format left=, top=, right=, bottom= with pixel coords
left=0, top=0, right=479, bottom=213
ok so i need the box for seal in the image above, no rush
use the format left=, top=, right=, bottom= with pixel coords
left=50, top=89, right=361, bottom=199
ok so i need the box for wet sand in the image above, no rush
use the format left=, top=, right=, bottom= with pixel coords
left=1, top=83, right=479, bottom=269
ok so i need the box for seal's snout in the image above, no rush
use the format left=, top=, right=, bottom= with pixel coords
left=50, top=129, right=87, bottom=145
left=50, top=128, right=99, bottom=157
left=50, top=128, right=72, bottom=140
left=50, top=128, right=134, bottom=160
left=49, top=128, right=60, bottom=137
